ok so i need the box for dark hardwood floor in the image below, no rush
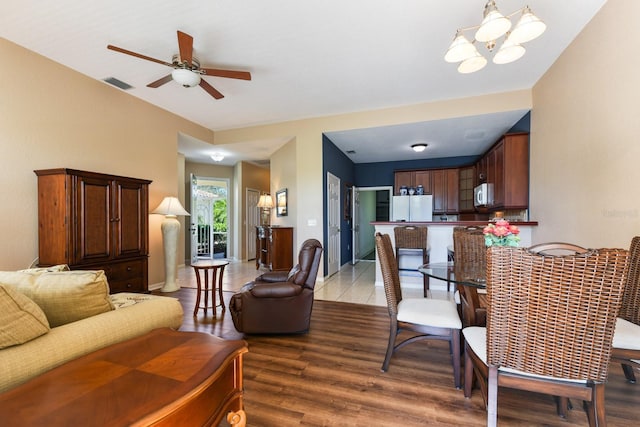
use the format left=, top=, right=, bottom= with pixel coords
left=156, top=287, right=640, bottom=426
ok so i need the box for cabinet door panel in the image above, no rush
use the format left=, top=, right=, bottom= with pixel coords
left=493, top=142, right=505, bottom=207
left=431, top=170, right=445, bottom=213
left=114, top=180, right=148, bottom=258
left=394, top=171, right=413, bottom=195
left=445, top=169, right=459, bottom=213
left=413, top=171, right=432, bottom=194
left=75, top=175, right=112, bottom=263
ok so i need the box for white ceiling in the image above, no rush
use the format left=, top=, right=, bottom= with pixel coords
left=1, top=0, right=607, bottom=165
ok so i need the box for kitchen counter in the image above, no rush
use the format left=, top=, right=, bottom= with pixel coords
left=372, top=221, right=538, bottom=290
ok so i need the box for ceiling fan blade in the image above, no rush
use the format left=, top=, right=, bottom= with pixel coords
left=147, top=74, right=174, bottom=88
left=199, top=79, right=224, bottom=99
left=107, top=44, right=174, bottom=68
left=177, top=31, right=194, bottom=67
left=200, top=68, right=252, bottom=81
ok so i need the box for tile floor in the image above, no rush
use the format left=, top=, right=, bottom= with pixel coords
left=175, top=258, right=451, bottom=307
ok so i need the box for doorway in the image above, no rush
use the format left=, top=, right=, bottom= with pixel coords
left=190, top=174, right=229, bottom=263
left=352, top=186, right=392, bottom=263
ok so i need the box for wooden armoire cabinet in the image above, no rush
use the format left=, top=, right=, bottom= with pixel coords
left=34, top=169, right=151, bottom=293
left=255, top=226, right=294, bottom=271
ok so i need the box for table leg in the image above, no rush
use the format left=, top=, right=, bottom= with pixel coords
left=218, top=265, right=226, bottom=310
left=193, top=268, right=202, bottom=317
left=211, top=268, right=217, bottom=311
left=203, top=269, right=210, bottom=313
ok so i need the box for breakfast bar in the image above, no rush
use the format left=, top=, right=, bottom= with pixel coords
left=371, top=221, right=538, bottom=290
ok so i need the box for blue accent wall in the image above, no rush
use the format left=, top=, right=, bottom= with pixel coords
left=322, top=135, right=356, bottom=271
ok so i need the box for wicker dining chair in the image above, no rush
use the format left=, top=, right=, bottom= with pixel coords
left=393, top=226, right=430, bottom=296
left=375, top=232, right=462, bottom=388
left=452, top=227, right=487, bottom=327
left=463, top=246, right=629, bottom=427
left=612, top=236, right=640, bottom=383
left=528, top=242, right=588, bottom=256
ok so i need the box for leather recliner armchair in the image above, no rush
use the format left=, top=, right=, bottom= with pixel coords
left=230, top=239, right=323, bottom=334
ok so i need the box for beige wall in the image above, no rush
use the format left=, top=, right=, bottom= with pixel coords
left=531, top=0, right=640, bottom=248
left=0, top=38, right=214, bottom=287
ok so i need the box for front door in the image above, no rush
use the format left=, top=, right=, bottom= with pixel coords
left=190, top=174, right=229, bottom=262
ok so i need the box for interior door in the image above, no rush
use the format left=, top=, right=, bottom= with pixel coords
left=351, top=186, right=360, bottom=265
left=327, top=172, right=340, bottom=276
left=246, top=188, right=260, bottom=260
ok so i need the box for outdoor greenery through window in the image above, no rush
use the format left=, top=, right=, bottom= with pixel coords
left=194, top=178, right=228, bottom=260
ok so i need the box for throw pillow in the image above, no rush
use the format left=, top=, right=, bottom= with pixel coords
left=0, top=284, right=50, bottom=349
left=18, top=264, right=70, bottom=273
left=0, top=270, right=115, bottom=327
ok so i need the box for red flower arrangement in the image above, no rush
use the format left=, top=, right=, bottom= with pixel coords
left=483, top=219, right=521, bottom=247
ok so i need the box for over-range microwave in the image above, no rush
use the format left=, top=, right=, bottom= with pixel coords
left=474, top=183, right=493, bottom=207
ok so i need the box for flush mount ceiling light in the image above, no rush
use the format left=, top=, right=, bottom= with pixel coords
left=210, top=153, right=225, bottom=162
left=444, top=1, right=546, bottom=73
left=412, top=143, right=428, bottom=152
left=171, top=68, right=201, bottom=87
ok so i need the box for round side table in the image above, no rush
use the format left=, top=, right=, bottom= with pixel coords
left=191, top=260, right=229, bottom=316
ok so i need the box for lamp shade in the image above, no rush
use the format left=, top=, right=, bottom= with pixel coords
left=509, top=6, right=546, bottom=44
left=151, top=197, right=190, bottom=217
left=458, top=54, right=487, bottom=74
left=257, top=194, right=274, bottom=208
left=474, top=1, right=511, bottom=43
left=171, top=68, right=201, bottom=87
left=444, top=31, right=478, bottom=63
left=493, top=37, right=526, bottom=64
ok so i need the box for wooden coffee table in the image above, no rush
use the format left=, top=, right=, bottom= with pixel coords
left=0, top=328, right=248, bottom=426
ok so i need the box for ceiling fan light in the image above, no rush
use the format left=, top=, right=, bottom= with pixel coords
left=458, top=54, right=487, bottom=74
left=509, top=6, right=546, bottom=44
left=444, top=31, right=478, bottom=63
left=474, top=1, right=512, bottom=43
left=171, top=68, right=201, bottom=87
left=412, top=143, right=428, bottom=152
left=493, top=37, right=526, bottom=64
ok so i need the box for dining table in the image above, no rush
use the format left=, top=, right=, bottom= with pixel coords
left=418, top=261, right=488, bottom=327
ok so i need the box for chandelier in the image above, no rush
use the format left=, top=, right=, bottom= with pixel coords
left=444, top=1, right=546, bottom=74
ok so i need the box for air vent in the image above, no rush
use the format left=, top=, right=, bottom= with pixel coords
left=103, top=77, right=133, bottom=90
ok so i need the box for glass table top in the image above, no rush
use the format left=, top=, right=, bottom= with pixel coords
left=418, top=262, right=487, bottom=289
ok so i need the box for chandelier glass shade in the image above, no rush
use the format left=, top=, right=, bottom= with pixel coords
left=445, top=1, right=546, bottom=73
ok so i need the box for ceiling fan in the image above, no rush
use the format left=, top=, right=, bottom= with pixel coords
left=107, top=30, right=251, bottom=99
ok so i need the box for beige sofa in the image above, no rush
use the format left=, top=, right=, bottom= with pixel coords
left=0, top=268, right=183, bottom=393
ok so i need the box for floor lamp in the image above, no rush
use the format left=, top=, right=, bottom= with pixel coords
left=152, top=196, right=190, bottom=292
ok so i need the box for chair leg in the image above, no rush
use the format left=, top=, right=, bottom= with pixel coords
left=487, top=366, right=499, bottom=427
left=450, top=329, right=461, bottom=389
left=621, top=363, right=637, bottom=383
left=381, top=321, right=398, bottom=372
left=555, top=396, right=571, bottom=418
left=464, top=345, right=474, bottom=398
left=583, top=383, right=606, bottom=427
left=423, top=250, right=429, bottom=297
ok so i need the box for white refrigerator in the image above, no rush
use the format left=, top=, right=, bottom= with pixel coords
left=391, top=195, right=433, bottom=222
